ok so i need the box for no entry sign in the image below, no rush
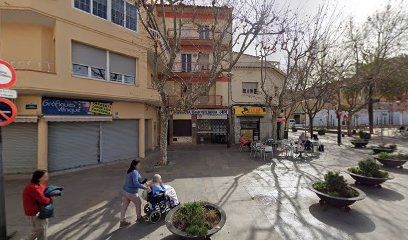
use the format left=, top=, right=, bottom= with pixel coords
left=0, top=60, right=16, bottom=88
left=0, top=98, right=17, bottom=126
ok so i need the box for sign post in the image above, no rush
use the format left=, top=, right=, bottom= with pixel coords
left=0, top=59, right=17, bottom=240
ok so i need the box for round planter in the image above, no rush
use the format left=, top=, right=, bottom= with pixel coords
left=372, top=148, right=394, bottom=154
left=165, top=202, right=226, bottom=239
left=351, top=141, right=368, bottom=148
left=345, top=170, right=394, bottom=187
left=375, top=157, right=407, bottom=168
left=310, top=184, right=365, bottom=211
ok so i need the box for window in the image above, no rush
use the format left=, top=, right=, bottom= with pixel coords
left=199, top=25, right=210, bottom=40
left=109, top=52, right=136, bottom=84
left=242, top=82, right=258, bottom=94
left=73, top=0, right=138, bottom=32
left=126, top=2, right=138, bottom=31
left=74, top=0, right=90, bottom=13
left=173, top=120, right=192, bottom=137
left=274, top=86, right=279, bottom=97
left=181, top=54, right=192, bottom=72
left=111, top=0, right=124, bottom=26
left=72, top=41, right=136, bottom=85
left=92, top=0, right=107, bottom=19
left=73, top=64, right=89, bottom=76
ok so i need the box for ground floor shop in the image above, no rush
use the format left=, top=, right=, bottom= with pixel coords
left=170, top=109, right=228, bottom=144
left=1, top=95, right=159, bottom=174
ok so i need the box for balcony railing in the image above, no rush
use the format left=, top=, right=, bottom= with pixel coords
left=148, top=27, right=170, bottom=62
left=167, top=28, right=216, bottom=41
left=172, top=62, right=212, bottom=73
left=168, top=95, right=223, bottom=107
left=6, top=60, right=55, bottom=73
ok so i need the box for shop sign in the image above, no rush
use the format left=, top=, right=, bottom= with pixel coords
left=42, top=97, right=112, bottom=115
left=176, top=109, right=228, bottom=115
left=234, top=107, right=266, bottom=116
left=197, top=114, right=227, bottom=120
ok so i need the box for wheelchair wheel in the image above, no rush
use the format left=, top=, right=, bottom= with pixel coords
left=149, top=210, right=161, bottom=223
left=143, top=203, right=151, bottom=215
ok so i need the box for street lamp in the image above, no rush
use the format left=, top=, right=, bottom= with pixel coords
left=226, top=72, right=233, bottom=148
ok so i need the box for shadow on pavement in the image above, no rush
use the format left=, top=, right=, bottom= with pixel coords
left=103, top=220, right=165, bottom=240
left=352, top=185, right=405, bottom=201
left=382, top=167, right=408, bottom=175
left=309, top=203, right=376, bottom=234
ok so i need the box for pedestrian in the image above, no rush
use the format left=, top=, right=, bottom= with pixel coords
left=120, top=160, right=148, bottom=227
left=23, top=170, right=52, bottom=240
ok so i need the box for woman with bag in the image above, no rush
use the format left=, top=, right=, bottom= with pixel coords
left=22, top=170, right=52, bottom=240
left=120, top=160, right=148, bottom=227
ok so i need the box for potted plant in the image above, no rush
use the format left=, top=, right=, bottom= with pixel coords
left=317, top=129, right=326, bottom=135
left=372, top=144, right=397, bottom=154
left=375, top=152, right=408, bottom=168
left=359, top=130, right=371, bottom=140
left=292, top=126, right=298, bottom=132
left=350, top=138, right=369, bottom=148
left=165, top=201, right=226, bottom=239
left=310, top=171, right=365, bottom=211
left=346, top=159, right=394, bottom=188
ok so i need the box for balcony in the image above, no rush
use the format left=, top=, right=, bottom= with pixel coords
left=172, top=62, right=212, bottom=73
left=168, top=95, right=223, bottom=108
left=167, top=28, right=217, bottom=45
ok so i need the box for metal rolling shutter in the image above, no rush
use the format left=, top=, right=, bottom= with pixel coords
left=2, top=124, right=37, bottom=174
left=48, top=122, right=99, bottom=171
left=101, top=120, right=138, bottom=163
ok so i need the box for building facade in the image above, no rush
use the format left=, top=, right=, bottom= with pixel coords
left=0, top=0, right=160, bottom=173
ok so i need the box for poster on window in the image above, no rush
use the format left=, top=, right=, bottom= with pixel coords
left=42, top=97, right=112, bottom=115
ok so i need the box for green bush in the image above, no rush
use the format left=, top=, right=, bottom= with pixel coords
left=172, top=202, right=221, bottom=237
left=313, top=171, right=359, bottom=198
left=378, top=152, right=408, bottom=160
left=348, top=159, right=389, bottom=178
left=317, top=129, right=326, bottom=135
left=292, top=126, right=298, bottom=132
left=359, top=131, right=371, bottom=140
left=377, top=152, right=390, bottom=159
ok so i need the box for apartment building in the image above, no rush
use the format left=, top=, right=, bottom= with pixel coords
left=0, top=0, right=160, bottom=174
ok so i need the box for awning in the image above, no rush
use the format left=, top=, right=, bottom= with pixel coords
left=43, top=115, right=113, bottom=122
left=15, top=116, right=39, bottom=123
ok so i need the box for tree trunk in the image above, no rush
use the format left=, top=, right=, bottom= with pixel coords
left=368, top=85, right=374, bottom=134
left=159, top=107, right=169, bottom=165
left=326, top=109, right=330, bottom=128
left=347, top=113, right=353, bottom=136
left=309, top=114, right=314, bottom=137
left=271, top=111, right=278, bottom=140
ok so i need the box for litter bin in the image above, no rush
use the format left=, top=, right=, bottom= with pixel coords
left=284, top=130, right=289, bottom=139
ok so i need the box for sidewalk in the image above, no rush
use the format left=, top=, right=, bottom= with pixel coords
left=4, top=134, right=408, bottom=240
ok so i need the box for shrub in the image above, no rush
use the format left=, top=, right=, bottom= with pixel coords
left=378, top=152, right=408, bottom=160
left=317, top=129, right=326, bottom=135
left=377, top=152, right=390, bottom=159
left=389, top=144, right=397, bottom=150
left=172, top=202, right=221, bottom=237
left=359, top=131, right=371, bottom=140
left=348, top=159, right=389, bottom=178
left=292, top=126, right=298, bottom=132
left=313, top=171, right=359, bottom=198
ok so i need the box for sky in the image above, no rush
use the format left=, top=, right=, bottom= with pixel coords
left=241, top=0, right=406, bottom=63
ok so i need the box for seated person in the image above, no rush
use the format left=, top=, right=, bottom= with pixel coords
left=298, top=133, right=306, bottom=144
left=239, top=134, right=252, bottom=150
left=148, top=174, right=180, bottom=207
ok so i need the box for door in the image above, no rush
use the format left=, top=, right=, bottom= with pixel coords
left=181, top=54, right=192, bottom=72
left=48, top=122, right=99, bottom=171
left=1, top=123, right=37, bottom=174
left=101, top=120, right=139, bottom=163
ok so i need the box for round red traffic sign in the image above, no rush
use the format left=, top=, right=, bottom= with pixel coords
left=0, top=98, right=17, bottom=126
left=0, top=59, right=16, bottom=88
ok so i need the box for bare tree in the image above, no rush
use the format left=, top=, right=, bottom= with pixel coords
left=347, top=2, right=408, bottom=133
left=136, top=0, right=284, bottom=164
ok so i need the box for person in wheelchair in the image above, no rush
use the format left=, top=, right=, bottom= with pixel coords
left=143, top=174, right=179, bottom=223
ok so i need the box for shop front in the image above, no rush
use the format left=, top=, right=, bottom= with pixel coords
left=232, top=106, right=268, bottom=143
left=195, top=109, right=228, bottom=144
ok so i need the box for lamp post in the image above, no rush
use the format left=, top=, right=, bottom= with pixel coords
left=226, top=72, right=233, bottom=148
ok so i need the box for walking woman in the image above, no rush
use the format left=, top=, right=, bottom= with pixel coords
left=120, top=160, right=147, bottom=227
left=23, top=170, right=52, bottom=240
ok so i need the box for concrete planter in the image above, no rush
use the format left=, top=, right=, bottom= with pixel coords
left=165, top=202, right=226, bottom=239
left=372, top=148, right=394, bottom=154
left=375, top=157, right=407, bottom=168
left=310, top=184, right=365, bottom=211
left=345, top=170, right=394, bottom=187
left=351, top=140, right=369, bottom=148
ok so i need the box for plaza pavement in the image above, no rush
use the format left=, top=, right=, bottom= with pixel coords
left=4, top=132, right=408, bottom=240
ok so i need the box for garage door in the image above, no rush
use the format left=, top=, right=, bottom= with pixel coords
left=1, top=123, right=38, bottom=174
left=101, top=120, right=139, bottom=163
left=48, top=122, right=99, bottom=171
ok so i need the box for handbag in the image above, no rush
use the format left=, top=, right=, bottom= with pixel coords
left=38, top=203, right=54, bottom=219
